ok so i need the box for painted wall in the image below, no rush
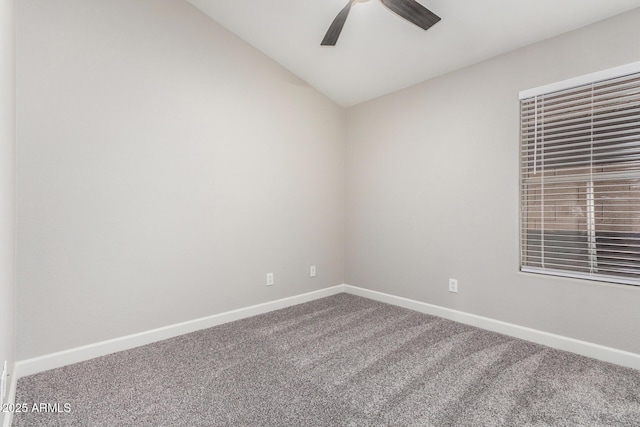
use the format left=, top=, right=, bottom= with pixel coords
left=17, top=0, right=345, bottom=359
left=346, top=9, right=640, bottom=354
left=0, top=0, right=15, bottom=416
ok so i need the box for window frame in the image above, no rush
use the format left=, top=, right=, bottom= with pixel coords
left=519, top=62, right=640, bottom=287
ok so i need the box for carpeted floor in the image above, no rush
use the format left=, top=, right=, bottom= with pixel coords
left=12, top=293, right=640, bottom=426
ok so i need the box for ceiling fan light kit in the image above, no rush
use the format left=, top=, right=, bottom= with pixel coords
left=321, top=0, right=441, bottom=46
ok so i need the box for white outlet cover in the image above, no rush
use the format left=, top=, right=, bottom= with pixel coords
left=449, top=279, right=458, bottom=293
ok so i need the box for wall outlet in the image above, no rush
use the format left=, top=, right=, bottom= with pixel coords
left=266, top=273, right=274, bottom=286
left=310, top=266, right=316, bottom=277
left=449, top=278, right=458, bottom=293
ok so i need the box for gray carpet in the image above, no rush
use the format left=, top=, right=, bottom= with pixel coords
left=13, top=293, right=640, bottom=426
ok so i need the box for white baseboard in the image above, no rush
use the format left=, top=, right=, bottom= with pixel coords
left=344, top=284, right=640, bottom=371
left=2, top=363, right=18, bottom=427
left=15, top=285, right=346, bottom=379
left=14, top=283, right=640, bottom=382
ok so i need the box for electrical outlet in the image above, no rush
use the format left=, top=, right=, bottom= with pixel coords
left=310, top=266, right=316, bottom=277
left=266, top=273, right=274, bottom=286
left=449, top=278, right=458, bottom=293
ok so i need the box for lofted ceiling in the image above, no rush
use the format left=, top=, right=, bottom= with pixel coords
left=186, top=0, right=640, bottom=107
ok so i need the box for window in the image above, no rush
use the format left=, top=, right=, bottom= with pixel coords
left=520, top=63, right=640, bottom=286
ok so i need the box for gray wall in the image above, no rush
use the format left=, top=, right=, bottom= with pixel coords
left=17, top=0, right=345, bottom=359
left=16, top=0, right=640, bottom=363
left=0, top=0, right=15, bottom=417
left=345, top=9, right=640, bottom=354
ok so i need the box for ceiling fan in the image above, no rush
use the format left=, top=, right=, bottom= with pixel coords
left=321, top=0, right=441, bottom=46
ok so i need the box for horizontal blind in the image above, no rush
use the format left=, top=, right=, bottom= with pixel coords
left=520, top=70, right=640, bottom=286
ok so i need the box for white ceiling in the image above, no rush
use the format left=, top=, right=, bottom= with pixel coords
left=186, top=0, right=640, bottom=107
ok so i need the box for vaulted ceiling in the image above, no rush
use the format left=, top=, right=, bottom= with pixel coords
left=186, top=0, right=640, bottom=107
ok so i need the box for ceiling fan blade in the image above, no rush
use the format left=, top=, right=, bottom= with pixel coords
left=321, top=0, right=356, bottom=46
left=379, top=0, right=440, bottom=30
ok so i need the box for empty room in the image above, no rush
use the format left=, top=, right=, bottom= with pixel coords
left=2, top=0, right=640, bottom=425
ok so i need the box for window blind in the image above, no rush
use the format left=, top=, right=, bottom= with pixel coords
left=520, top=68, right=640, bottom=286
